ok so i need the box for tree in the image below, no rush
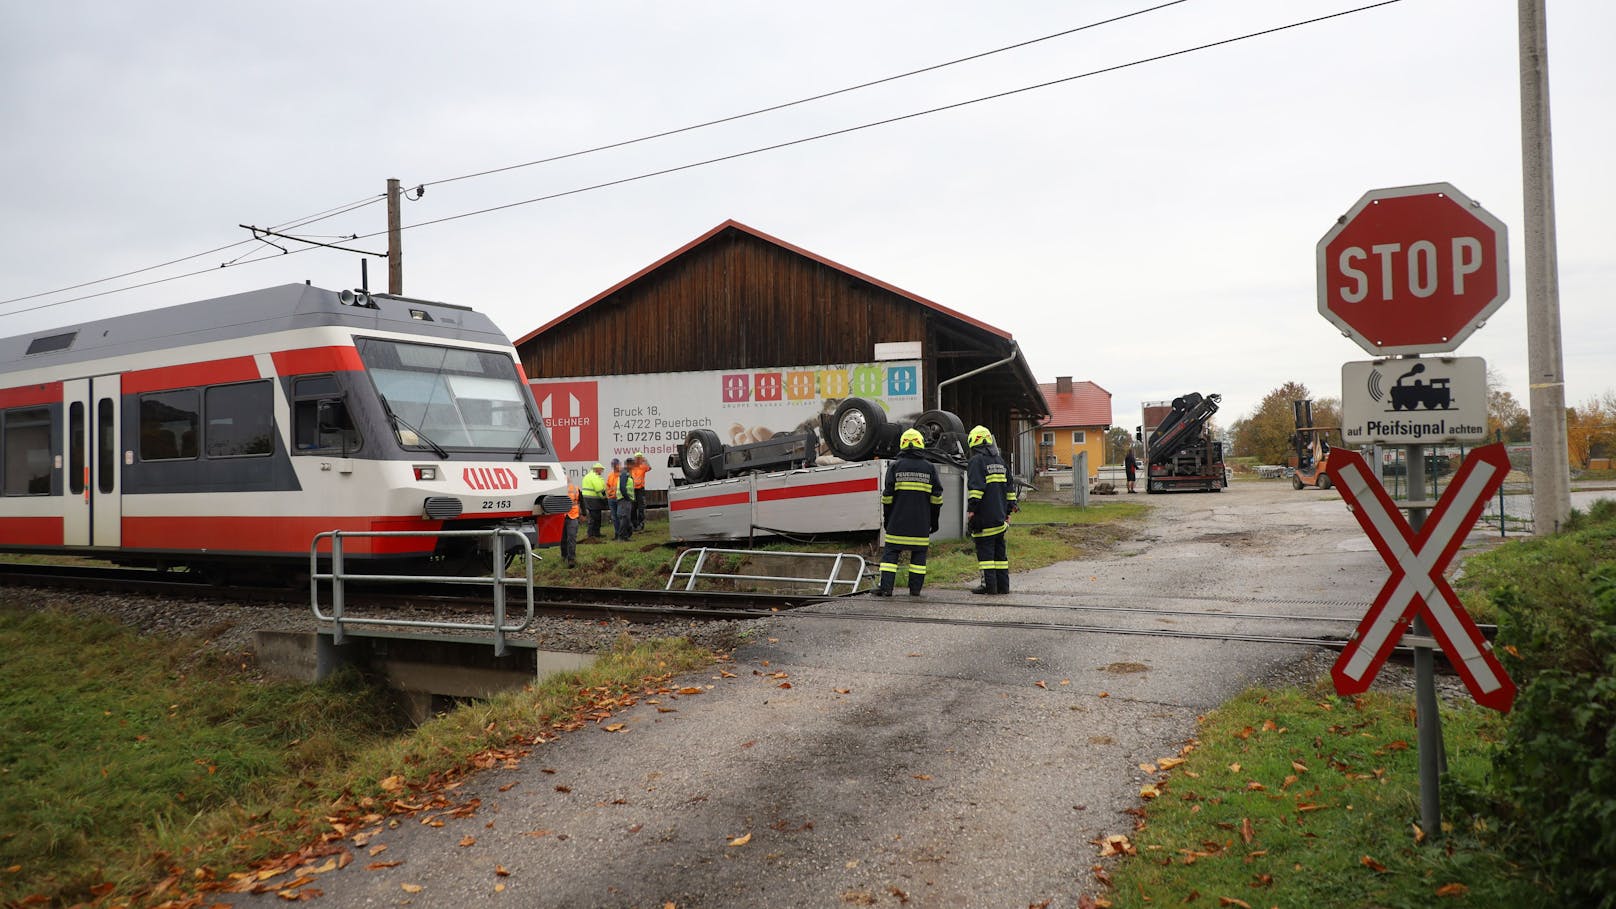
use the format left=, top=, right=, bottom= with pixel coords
left=1486, top=368, right=1530, bottom=442
left=1104, top=426, right=1134, bottom=465
left=1566, top=391, right=1616, bottom=468
left=1232, top=382, right=1339, bottom=466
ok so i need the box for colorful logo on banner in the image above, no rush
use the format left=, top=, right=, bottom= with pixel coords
left=719, top=365, right=918, bottom=404
left=531, top=380, right=599, bottom=461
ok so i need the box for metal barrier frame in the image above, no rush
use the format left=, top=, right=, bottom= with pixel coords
left=666, top=547, right=866, bottom=596
left=311, top=528, right=536, bottom=656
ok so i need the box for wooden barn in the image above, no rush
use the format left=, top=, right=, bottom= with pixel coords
left=513, top=219, right=1048, bottom=476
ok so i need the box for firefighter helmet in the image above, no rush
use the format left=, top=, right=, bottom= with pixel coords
left=899, top=428, right=925, bottom=450
left=968, top=425, right=994, bottom=447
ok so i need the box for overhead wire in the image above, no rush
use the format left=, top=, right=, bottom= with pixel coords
left=369, top=1, right=1406, bottom=238
left=4, top=0, right=1402, bottom=315
left=418, top=0, right=1195, bottom=190
left=0, top=1, right=1193, bottom=315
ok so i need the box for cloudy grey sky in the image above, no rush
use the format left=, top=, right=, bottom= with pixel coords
left=2, top=0, right=1611, bottom=426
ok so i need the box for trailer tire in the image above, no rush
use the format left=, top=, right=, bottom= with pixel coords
left=680, top=429, right=725, bottom=483
left=827, top=397, right=885, bottom=460
left=912, top=409, right=965, bottom=448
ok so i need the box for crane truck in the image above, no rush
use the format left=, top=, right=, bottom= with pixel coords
left=1138, top=393, right=1227, bottom=493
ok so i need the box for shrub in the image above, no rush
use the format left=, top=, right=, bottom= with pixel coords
left=1483, top=506, right=1616, bottom=908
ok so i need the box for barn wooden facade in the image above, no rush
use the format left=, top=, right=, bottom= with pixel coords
left=514, top=220, right=1047, bottom=468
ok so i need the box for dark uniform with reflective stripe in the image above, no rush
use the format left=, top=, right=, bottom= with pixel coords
left=967, top=441, right=1017, bottom=594
left=877, top=452, right=943, bottom=596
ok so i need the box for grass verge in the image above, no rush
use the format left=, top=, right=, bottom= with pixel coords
left=0, top=606, right=711, bottom=908
left=1105, top=680, right=1543, bottom=908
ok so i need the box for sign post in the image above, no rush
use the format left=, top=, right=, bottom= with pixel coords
left=1317, top=182, right=1512, bottom=840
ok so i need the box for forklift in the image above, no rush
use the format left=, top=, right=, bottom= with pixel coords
left=1290, top=399, right=1338, bottom=490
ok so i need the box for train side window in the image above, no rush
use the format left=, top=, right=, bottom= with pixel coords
left=204, top=381, right=273, bottom=457
left=69, top=402, right=85, bottom=495
left=97, top=399, right=115, bottom=493
left=138, top=390, right=199, bottom=461
left=292, top=375, right=360, bottom=453
left=2, top=407, right=53, bottom=496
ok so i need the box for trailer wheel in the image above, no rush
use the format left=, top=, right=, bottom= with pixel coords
left=912, top=409, right=965, bottom=448
left=680, top=429, right=724, bottom=483
left=827, top=397, right=885, bottom=460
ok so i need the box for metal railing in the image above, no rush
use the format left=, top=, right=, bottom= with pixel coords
left=310, top=528, right=535, bottom=656
left=666, top=547, right=866, bottom=596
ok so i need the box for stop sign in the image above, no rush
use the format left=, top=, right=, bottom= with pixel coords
left=1316, top=182, right=1509, bottom=355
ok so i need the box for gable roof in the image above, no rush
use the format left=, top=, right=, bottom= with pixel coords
left=514, top=218, right=1012, bottom=347
left=1039, top=380, right=1112, bottom=428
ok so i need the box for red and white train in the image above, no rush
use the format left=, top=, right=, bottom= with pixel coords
left=0, top=284, right=570, bottom=578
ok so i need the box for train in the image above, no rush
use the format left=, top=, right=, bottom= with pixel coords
left=0, top=283, right=571, bottom=581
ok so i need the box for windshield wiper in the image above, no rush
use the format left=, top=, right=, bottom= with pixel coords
left=513, top=423, right=546, bottom=461
left=379, top=395, right=448, bottom=459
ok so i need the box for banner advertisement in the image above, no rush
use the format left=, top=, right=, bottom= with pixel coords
left=530, top=360, right=923, bottom=489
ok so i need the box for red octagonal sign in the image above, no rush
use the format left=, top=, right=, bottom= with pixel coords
left=1317, top=182, right=1509, bottom=355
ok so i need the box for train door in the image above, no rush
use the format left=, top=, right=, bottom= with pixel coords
left=60, top=376, right=121, bottom=547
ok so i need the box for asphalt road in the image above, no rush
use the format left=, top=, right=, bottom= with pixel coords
left=222, top=480, right=1405, bottom=909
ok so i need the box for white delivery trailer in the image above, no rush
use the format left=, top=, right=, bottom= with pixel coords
left=667, top=459, right=968, bottom=543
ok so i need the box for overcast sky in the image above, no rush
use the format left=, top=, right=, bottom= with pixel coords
left=2, top=0, right=1611, bottom=427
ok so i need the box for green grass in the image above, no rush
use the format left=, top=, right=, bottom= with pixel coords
left=1455, top=497, right=1616, bottom=625
left=0, top=606, right=711, bottom=908
left=1108, top=682, right=1543, bottom=908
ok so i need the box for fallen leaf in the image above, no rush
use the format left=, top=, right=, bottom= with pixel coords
left=1217, top=898, right=1251, bottom=908
left=1139, top=762, right=1158, bottom=773
left=1157, top=757, right=1185, bottom=770
left=728, top=833, right=752, bottom=847
left=913, top=774, right=932, bottom=781
left=495, top=865, right=510, bottom=876
left=1360, top=855, right=1388, bottom=873
left=401, top=882, right=423, bottom=893
left=1435, top=882, right=1470, bottom=897
left=458, top=836, right=476, bottom=847
left=677, top=687, right=704, bottom=695
left=1228, top=763, right=1241, bottom=773
left=1140, top=784, right=1160, bottom=799
left=366, top=861, right=402, bottom=870
left=1035, top=680, right=1048, bottom=689
left=604, top=724, right=626, bottom=732
left=1413, top=823, right=1427, bottom=845
left=1098, top=691, right=1110, bottom=698
left=379, top=775, right=405, bottom=792
left=1245, top=781, right=1265, bottom=791
left=1240, top=818, right=1253, bottom=844
left=834, top=687, right=852, bottom=694
left=494, top=883, right=506, bottom=893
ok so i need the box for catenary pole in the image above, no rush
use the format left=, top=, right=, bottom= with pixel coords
left=387, top=178, right=404, bottom=295
left=1518, top=0, right=1570, bottom=533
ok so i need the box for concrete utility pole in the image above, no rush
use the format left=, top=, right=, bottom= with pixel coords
left=1518, top=0, right=1570, bottom=533
left=387, top=175, right=404, bottom=291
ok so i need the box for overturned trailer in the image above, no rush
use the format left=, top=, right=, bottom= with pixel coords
left=666, top=397, right=974, bottom=542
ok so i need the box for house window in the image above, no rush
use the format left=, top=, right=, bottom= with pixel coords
left=1041, top=431, right=1054, bottom=445
left=1072, top=430, right=1086, bottom=445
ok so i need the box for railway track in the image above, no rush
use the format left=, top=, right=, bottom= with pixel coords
left=1, top=561, right=1494, bottom=664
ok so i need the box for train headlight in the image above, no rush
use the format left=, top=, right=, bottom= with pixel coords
left=413, top=466, right=438, bottom=481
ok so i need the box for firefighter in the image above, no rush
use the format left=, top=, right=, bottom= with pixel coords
left=874, top=428, right=943, bottom=597
left=629, top=452, right=651, bottom=532
left=580, top=463, right=608, bottom=538
left=613, top=459, right=636, bottom=542
left=561, top=477, right=581, bottom=567
left=966, top=425, right=1017, bottom=595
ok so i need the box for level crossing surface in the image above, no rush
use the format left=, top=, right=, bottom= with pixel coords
left=218, top=481, right=1452, bottom=908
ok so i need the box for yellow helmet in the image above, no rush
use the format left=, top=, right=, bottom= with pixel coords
left=899, top=428, right=925, bottom=450
left=968, top=425, right=994, bottom=447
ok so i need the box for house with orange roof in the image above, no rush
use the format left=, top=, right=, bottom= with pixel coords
left=1036, top=377, right=1112, bottom=478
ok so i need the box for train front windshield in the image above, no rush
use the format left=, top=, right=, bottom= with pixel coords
left=356, top=338, right=549, bottom=454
